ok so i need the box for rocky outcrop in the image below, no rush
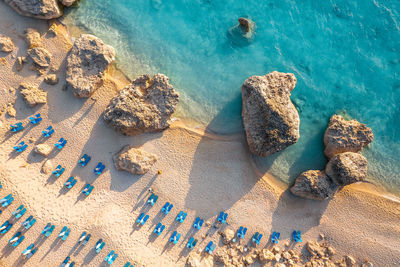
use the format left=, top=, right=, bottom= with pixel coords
left=103, top=74, right=180, bottom=135
left=66, top=34, right=115, bottom=98
left=241, top=71, right=300, bottom=157
left=34, top=144, right=52, bottom=157
left=28, top=47, right=52, bottom=68
left=325, top=152, right=367, bottom=186
left=25, top=28, right=41, bottom=48
left=19, top=83, right=47, bottom=107
left=324, top=115, right=373, bottom=158
left=113, top=145, right=157, bottom=175
left=290, top=170, right=338, bottom=200
left=4, top=0, right=62, bottom=19
left=0, top=34, right=14, bottom=52
left=61, top=0, right=77, bottom=6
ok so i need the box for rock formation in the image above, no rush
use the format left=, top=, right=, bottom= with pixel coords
left=28, top=47, right=52, bottom=68
left=66, top=34, right=115, bottom=98
left=19, top=83, right=47, bottom=107
left=4, top=0, right=62, bottom=19
left=325, top=152, right=367, bottom=186
left=34, top=144, right=52, bottom=157
left=290, top=170, right=338, bottom=200
left=103, top=74, right=180, bottom=135
left=324, top=115, right=373, bottom=158
left=0, top=34, right=14, bottom=52
left=113, top=145, right=157, bottom=175
left=241, top=71, right=300, bottom=157
left=25, top=28, right=41, bottom=48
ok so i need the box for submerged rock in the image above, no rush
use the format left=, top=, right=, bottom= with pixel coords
left=34, top=144, right=52, bottom=157
left=28, top=47, right=52, bottom=68
left=103, top=74, right=180, bottom=135
left=324, top=115, right=373, bottom=158
left=325, top=152, right=367, bottom=186
left=227, top=18, right=256, bottom=46
left=290, top=170, right=338, bottom=200
left=4, top=0, right=62, bottom=19
left=238, top=17, right=251, bottom=32
left=25, top=28, right=41, bottom=48
left=19, top=83, right=47, bottom=107
left=241, top=71, right=300, bottom=157
left=113, top=145, right=157, bottom=175
left=0, top=34, right=14, bottom=52
left=66, top=34, right=115, bottom=98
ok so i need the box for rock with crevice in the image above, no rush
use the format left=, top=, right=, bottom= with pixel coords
left=34, top=144, right=52, bottom=157
left=103, top=74, right=180, bottom=135
left=324, top=115, right=374, bottom=158
left=290, top=170, right=338, bottom=200
left=19, top=83, right=47, bottom=107
left=66, top=34, right=115, bottom=98
left=4, top=0, right=62, bottom=19
left=0, top=33, right=14, bottom=52
left=241, top=71, right=300, bottom=157
left=25, top=28, right=41, bottom=48
left=28, top=47, right=52, bottom=68
left=113, top=145, right=157, bottom=175
left=325, top=152, right=367, bottom=186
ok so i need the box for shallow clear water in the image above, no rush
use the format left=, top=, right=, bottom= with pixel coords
left=65, top=0, right=400, bottom=191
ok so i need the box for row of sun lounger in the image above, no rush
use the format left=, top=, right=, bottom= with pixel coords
left=61, top=256, right=75, bottom=267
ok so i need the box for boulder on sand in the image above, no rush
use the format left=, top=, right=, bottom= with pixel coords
left=241, top=71, right=300, bottom=157
left=66, top=34, right=115, bottom=98
left=324, top=115, right=373, bottom=158
left=4, top=0, right=62, bottom=20
left=113, top=145, right=157, bottom=175
left=19, top=83, right=47, bottom=107
left=34, top=143, right=52, bottom=157
left=0, top=34, right=14, bottom=52
left=325, top=152, right=367, bottom=186
left=103, top=74, right=180, bottom=135
left=28, top=47, right=52, bottom=68
left=290, top=170, right=338, bottom=200
left=25, top=28, right=41, bottom=48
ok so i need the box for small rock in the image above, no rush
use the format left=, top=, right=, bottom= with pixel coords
left=16, top=56, right=26, bottom=71
left=43, top=74, right=58, bottom=85
left=113, top=145, right=157, bottom=175
left=284, top=242, right=290, bottom=247
left=319, top=234, right=325, bottom=240
left=6, top=106, right=16, bottom=117
left=325, top=152, right=368, bottom=186
left=205, top=221, right=211, bottom=227
left=157, top=170, right=162, bottom=175
left=221, top=227, right=235, bottom=244
left=290, top=170, right=338, bottom=200
left=25, top=28, right=41, bottom=48
left=306, top=241, right=326, bottom=257
left=361, top=261, right=373, bottom=267
left=34, top=144, right=52, bottom=157
left=238, top=17, right=251, bottom=32
left=42, top=159, right=53, bottom=174
left=274, top=253, right=281, bottom=262
left=0, top=33, right=14, bottom=52
left=19, top=83, right=47, bottom=107
left=326, top=246, right=336, bottom=256
left=282, top=251, right=291, bottom=260
left=272, top=247, right=281, bottom=254
left=61, top=0, right=77, bottom=6
left=28, top=137, right=35, bottom=143
left=344, top=255, right=356, bottom=266
left=28, top=47, right=52, bottom=68
left=9, top=87, right=15, bottom=93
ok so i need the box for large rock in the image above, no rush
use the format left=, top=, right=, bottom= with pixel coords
left=103, top=74, right=180, bottom=135
left=325, top=152, right=367, bottom=186
left=66, top=34, right=115, bottom=98
left=19, top=83, right=47, bottom=107
left=0, top=34, right=14, bottom=52
left=324, top=115, right=374, bottom=158
left=34, top=144, right=52, bottom=157
left=290, top=170, right=338, bottom=200
left=241, top=71, right=300, bottom=157
left=61, top=0, right=76, bottom=6
left=28, top=47, right=52, bottom=68
left=113, top=145, right=157, bottom=175
left=4, top=0, right=62, bottom=19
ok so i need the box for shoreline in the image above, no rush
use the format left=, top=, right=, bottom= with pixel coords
left=0, top=1, right=399, bottom=266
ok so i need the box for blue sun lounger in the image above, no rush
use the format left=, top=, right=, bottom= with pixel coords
left=237, top=226, right=247, bottom=239
left=0, top=194, right=12, bottom=204
left=124, top=262, right=134, bottom=267
left=169, top=231, right=181, bottom=244
left=217, top=212, right=228, bottom=224
left=9, top=232, right=24, bottom=247
left=193, top=217, right=204, bottom=230
left=10, top=122, right=24, bottom=133
left=105, top=250, right=118, bottom=264
left=82, top=184, right=94, bottom=196
left=55, top=138, right=67, bottom=150
left=65, top=177, right=77, bottom=189
left=186, top=237, right=198, bottom=250
left=42, top=126, right=55, bottom=137
left=252, top=232, right=263, bottom=245
left=12, top=205, right=26, bottom=219
left=29, top=113, right=42, bottom=125
left=176, top=211, right=187, bottom=223
left=53, top=165, right=65, bottom=178
left=154, top=223, right=165, bottom=236
left=13, top=235, right=24, bottom=247
left=0, top=221, right=13, bottom=234
left=26, top=247, right=37, bottom=258
left=61, top=256, right=70, bottom=267
left=13, top=141, right=28, bottom=152
left=41, top=223, right=55, bottom=237
left=147, top=193, right=158, bottom=206
left=22, top=243, right=34, bottom=256
left=78, top=154, right=91, bottom=167
left=0, top=181, right=2, bottom=189
left=22, top=216, right=36, bottom=230
left=205, top=241, right=216, bottom=254
left=136, top=213, right=149, bottom=225
left=95, top=239, right=105, bottom=253
left=58, top=226, right=71, bottom=240
left=78, top=231, right=87, bottom=244
left=161, top=202, right=173, bottom=215
left=292, top=230, right=302, bottom=243
left=271, top=231, right=280, bottom=244
left=1, top=197, right=14, bottom=207
left=82, top=234, right=91, bottom=245
left=93, top=162, right=105, bottom=175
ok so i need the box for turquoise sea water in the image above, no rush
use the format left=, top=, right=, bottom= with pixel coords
left=64, top=0, right=400, bottom=192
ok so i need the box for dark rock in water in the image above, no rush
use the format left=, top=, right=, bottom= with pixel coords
left=103, top=74, right=179, bottom=135
left=4, top=0, right=62, bottom=19
left=241, top=71, right=300, bottom=157
left=325, top=152, right=367, bottom=186
left=290, top=170, right=338, bottom=200
left=227, top=17, right=256, bottom=47
left=238, top=18, right=250, bottom=32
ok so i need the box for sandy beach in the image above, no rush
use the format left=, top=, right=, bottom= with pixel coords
left=0, top=2, right=399, bottom=266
